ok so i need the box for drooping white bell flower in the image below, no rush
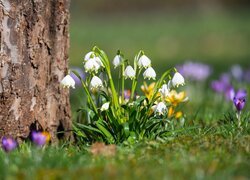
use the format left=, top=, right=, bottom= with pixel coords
left=172, top=72, right=185, bottom=87
left=101, top=102, right=110, bottom=111
left=124, top=65, right=136, bottom=79
left=84, top=51, right=94, bottom=61
left=138, top=55, right=151, bottom=68
left=84, top=58, right=101, bottom=73
left=94, top=56, right=104, bottom=67
left=143, top=67, right=156, bottom=80
left=159, top=84, right=170, bottom=97
left=153, top=102, right=167, bottom=115
left=113, top=55, right=122, bottom=68
left=90, top=76, right=103, bottom=91
left=60, top=75, right=75, bottom=89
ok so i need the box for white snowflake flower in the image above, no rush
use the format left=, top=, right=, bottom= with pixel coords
left=60, top=75, right=75, bottom=89
left=143, top=67, right=156, bottom=80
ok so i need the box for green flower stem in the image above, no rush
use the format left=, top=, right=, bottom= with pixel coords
left=237, top=111, right=241, bottom=127
left=130, top=68, right=142, bottom=102
left=130, top=51, right=142, bottom=102
left=81, top=80, right=98, bottom=115
left=94, top=47, right=120, bottom=114
left=121, top=63, right=125, bottom=104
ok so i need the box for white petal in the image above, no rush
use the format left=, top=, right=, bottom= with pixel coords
left=154, top=102, right=167, bottom=115
left=143, top=67, right=156, bottom=80
left=159, top=84, right=170, bottom=97
left=124, top=66, right=136, bottom=79
left=60, top=75, right=75, bottom=89
left=113, top=55, right=122, bottom=68
left=84, top=58, right=101, bottom=73
left=90, top=76, right=103, bottom=91
left=172, top=72, right=185, bottom=87
left=138, top=55, right=151, bottom=68
left=84, top=51, right=94, bottom=61
left=101, top=102, right=110, bottom=111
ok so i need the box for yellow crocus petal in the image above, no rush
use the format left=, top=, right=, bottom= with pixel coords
left=42, top=131, right=51, bottom=143
left=166, top=90, right=187, bottom=106
left=167, top=106, right=174, bottom=118
left=141, top=82, right=156, bottom=100
left=175, top=111, right=183, bottom=119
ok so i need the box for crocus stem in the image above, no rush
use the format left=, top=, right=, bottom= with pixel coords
left=237, top=111, right=241, bottom=127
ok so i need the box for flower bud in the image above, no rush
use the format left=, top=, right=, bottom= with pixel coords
left=113, top=55, right=122, bottom=68
left=101, top=102, right=110, bottom=111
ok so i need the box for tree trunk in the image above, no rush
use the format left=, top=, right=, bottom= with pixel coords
left=0, top=0, right=71, bottom=142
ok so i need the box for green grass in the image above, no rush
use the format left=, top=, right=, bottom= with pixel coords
left=0, top=122, right=249, bottom=179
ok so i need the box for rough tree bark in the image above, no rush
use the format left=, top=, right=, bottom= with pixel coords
left=0, top=0, right=71, bottom=142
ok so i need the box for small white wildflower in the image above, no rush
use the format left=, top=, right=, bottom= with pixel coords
left=138, top=55, right=151, bottom=68
left=101, top=102, right=110, bottom=111
left=113, top=55, right=122, bottom=68
left=94, top=56, right=104, bottom=67
left=60, top=75, right=75, bottom=89
left=153, top=102, right=167, bottom=115
left=159, top=84, right=170, bottom=97
left=143, top=67, right=156, bottom=80
left=84, top=58, right=101, bottom=73
left=84, top=51, right=94, bottom=61
left=90, top=76, right=103, bottom=91
left=124, top=65, right=136, bottom=79
left=172, top=72, right=185, bottom=87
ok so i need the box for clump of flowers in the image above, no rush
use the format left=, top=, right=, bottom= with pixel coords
left=32, top=131, right=51, bottom=147
left=63, top=46, right=188, bottom=144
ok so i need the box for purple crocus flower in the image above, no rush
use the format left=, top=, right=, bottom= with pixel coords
left=177, top=61, right=212, bottom=81
left=211, top=73, right=232, bottom=100
left=2, top=137, right=17, bottom=152
left=233, top=89, right=247, bottom=112
left=70, top=67, right=85, bottom=86
left=32, top=131, right=47, bottom=147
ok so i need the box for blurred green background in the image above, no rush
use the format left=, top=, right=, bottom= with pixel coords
left=69, top=0, right=250, bottom=72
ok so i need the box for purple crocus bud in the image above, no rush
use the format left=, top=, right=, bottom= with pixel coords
left=32, top=131, right=47, bottom=147
left=233, top=89, right=247, bottom=111
left=70, top=67, right=85, bottom=86
left=225, top=86, right=235, bottom=101
left=2, top=137, right=17, bottom=152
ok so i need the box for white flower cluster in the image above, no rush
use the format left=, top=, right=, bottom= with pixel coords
left=153, top=71, right=185, bottom=116
left=122, top=54, right=156, bottom=80
left=83, top=51, right=103, bottom=73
